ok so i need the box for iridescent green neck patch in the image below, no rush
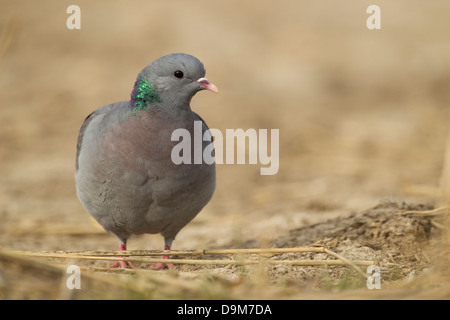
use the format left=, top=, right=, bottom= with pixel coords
left=129, top=77, right=161, bottom=115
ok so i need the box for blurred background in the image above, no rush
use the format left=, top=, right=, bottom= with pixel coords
left=0, top=0, right=449, bottom=284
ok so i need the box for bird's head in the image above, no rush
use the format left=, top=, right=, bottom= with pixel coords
left=130, top=53, right=218, bottom=113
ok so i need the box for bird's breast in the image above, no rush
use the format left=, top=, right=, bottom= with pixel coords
left=101, top=109, right=215, bottom=205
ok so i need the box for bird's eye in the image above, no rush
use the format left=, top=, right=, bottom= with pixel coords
left=174, top=70, right=184, bottom=79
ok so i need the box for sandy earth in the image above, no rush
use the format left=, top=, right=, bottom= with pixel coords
left=0, top=1, right=450, bottom=299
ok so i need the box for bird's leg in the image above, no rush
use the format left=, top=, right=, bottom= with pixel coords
left=147, top=239, right=176, bottom=270
left=110, top=241, right=139, bottom=269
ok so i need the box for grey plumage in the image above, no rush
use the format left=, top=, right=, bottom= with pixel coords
left=75, top=53, right=217, bottom=268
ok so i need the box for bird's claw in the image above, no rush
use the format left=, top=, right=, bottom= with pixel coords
left=146, top=262, right=176, bottom=270
left=109, top=260, right=139, bottom=269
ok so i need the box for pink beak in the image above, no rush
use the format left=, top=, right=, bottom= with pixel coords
left=196, top=77, right=219, bottom=93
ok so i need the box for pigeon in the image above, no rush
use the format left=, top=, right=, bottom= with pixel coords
left=75, top=53, right=218, bottom=269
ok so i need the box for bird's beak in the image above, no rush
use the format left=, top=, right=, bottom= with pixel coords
left=196, top=77, right=219, bottom=93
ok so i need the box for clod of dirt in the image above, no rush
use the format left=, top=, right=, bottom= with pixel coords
left=274, top=198, right=439, bottom=281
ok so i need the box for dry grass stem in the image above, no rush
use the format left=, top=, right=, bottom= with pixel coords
left=323, top=248, right=369, bottom=278
left=18, top=246, right=326, bottom=257
left=6, top=247, right=376, bottom=277
left=401, top=206, right=450, bottom=216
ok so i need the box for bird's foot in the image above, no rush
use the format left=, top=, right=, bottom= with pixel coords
left=145, top=252, right=176, bottom=270
left=146, top=261, right=176, bottom=270
left=109, top=260, right=139, bottom=269
left=109, top=243, right=139, bottom=268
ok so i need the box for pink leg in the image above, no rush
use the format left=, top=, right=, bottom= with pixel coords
left=147, top=244, right=176, bottom=270
left=110, top=243, right=139, bottom=269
